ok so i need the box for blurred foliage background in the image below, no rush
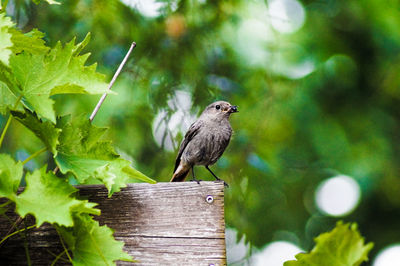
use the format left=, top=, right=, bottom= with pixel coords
left=2, top=0, right=400, bottom=264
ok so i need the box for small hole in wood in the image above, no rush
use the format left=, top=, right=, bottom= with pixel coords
left=206, top=195, right=214, bottom=204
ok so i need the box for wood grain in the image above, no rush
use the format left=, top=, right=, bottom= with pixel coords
left=0, top=181, right=226, bottom=265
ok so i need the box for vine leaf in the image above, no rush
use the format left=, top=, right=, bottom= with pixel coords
left=93, top=158, right=157, bottom=195
left=58, top=214, right=133, bottom=265
left=0, top=13, right=13, bottom=66
left=11, top=109, right=61, bottom=155
left=9, top=28, right=50, bottom=55
left=0, top=154, right=23, bottom=201
left=55, top=115, right=156, bottom=196
left=284, top=222, right=374, bottom=266
left=15, top=166, right=100, bottom=227
left=8, top=33, right=110, bottom=123
left=0, top=22, right=49, bottom=113
left=0, top=81, right=23, bottom=115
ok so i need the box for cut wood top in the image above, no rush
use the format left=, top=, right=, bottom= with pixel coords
left=0, top=181, right=227, bottom=265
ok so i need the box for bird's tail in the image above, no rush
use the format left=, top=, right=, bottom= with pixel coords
left=170, top=169, right=190, bottom=182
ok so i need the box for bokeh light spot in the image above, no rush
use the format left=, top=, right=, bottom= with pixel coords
left=237, top=18, right=272, bottom=66
left=252, top=241, right=303, bottom=266
left=152, top=91, right=196, bottom=152
left=121, top=0, right=165, bottom=18
left=315, top=175, right=361, bottom=216
left=226, top=228, right=250, bottom=264
left=268, top=0, right=306, bottom=33
left=373, top=244, right=400, bottom=266
left=166, top=15, right=186, bottom=39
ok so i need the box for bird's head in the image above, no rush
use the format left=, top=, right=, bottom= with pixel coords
left=202, top=101, right=238, bottom=119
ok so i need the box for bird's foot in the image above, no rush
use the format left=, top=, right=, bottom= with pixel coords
left=222, top=180, right=229, bottom=188
left=190, top=178, right=202, bottom=185
left=214, top=177, right=229, bottom=188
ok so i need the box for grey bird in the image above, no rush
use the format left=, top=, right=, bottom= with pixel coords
left=170, top=101, right=238, bottom=186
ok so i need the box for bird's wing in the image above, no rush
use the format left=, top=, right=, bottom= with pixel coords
left=173, top=120, right=204, bottom=173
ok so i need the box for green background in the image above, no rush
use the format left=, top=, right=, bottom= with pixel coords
left=2, top=0, right=400, bottom=264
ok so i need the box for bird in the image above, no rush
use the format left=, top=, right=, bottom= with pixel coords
left=170, top=100, right=238, bottom=187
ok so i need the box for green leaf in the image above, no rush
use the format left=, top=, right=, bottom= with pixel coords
left=0, top=154, right=23, bottom=200
left=0, top=81, right=22, bottom=115
left=9, top=34, right=109, bottom=122
left=58, top=214, right=133, bottom=265
left=9, top=28, right=50, bottom=55
left=11, top=109, right=61, bottom=155
left=122, top=162, right=158, bottom=184
left=284, top=222, right=374, bottom=266
left=15, top=166, right=100, bottom=227
left=55, top=115, right=118, bottom=182
left=94, top=158, right=157, bottom=196
left=55, top=115, right=155, bottom=196
left=0, top=13, right=13, bottom=66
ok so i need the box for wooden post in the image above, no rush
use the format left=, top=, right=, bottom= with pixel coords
left=0, top=181, right=226, bottom=265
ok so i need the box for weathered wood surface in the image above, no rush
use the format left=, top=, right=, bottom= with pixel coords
left=0, top=181, right=226, bottom=265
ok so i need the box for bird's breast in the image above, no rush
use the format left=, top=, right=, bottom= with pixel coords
left=182, top=122, right=232, bottom=166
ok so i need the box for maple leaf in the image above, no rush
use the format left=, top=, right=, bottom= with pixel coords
left=15, top=166, right=100, bottom=227
left=55, top=115, right=155, bottom=196
left=0, top=81, right=23, bottom=115
left=0, top=154, right=23, bottom=201
left=93, top=158, right=157, bottom=195
left=284, top=222, right=373, bottom=266
left=9, top=28, right=50, bottom=55
left=0, top=25, right=49, bottom=113
left=11, top=109, right=61, bottom=155
left=8, top=33, right=109, bottom=122
left=57, top=214, right=133, bottom=265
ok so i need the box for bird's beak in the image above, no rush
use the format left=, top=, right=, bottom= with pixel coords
left=229, top=105, right=238, bottom=113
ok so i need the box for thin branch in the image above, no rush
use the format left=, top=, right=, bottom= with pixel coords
left=22, top=147, right=47, bottom=165
left=23, top=221, right=32, bottom=266
left=0, top=216, right=23, bottom=248
left=55, top=227, right=73, bottom=263
left=53, top=166, right=59, bottom=174
left=0, top=95, right=23, bottom=149
left=0, top=200, right=12, bottom=208
left=50, top=250, right=67, bottom=266
left=0, top=115, right=13, bottom=149
left=89, top=42, right=137, bottom=122
left=0, top=224, right=36, bottom=246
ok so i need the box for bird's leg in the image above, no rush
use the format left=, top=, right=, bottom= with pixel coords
left=190, top=166, right=201, bottom=184
left=205, top=166, right=229, bottom=188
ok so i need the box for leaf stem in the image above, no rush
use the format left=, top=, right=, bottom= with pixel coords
left=0, top=95, right=23, bottom=149
left=89, top=42, right=136, bottom=122
left=1, top=0, right=9, bottom=10
left=23, top=222, right=32, bottom=266
left=50, top=250, right=66, bottom=266
left=0, top=224, right=36, bottom=246
left=56, top=227, right=73, bottom=263
left=0, top=200, right=12, bottom=208
left=22, top=147, right=47, bottom=165
left=0, top=115, right=12, bottom=149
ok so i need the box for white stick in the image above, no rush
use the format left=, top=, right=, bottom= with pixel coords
left=89, top=42, right=137, bottom=122
left=53, top=42, right=137, bottom=176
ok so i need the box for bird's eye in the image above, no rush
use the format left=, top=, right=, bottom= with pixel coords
left=215, top=105, right=220, bottom=110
